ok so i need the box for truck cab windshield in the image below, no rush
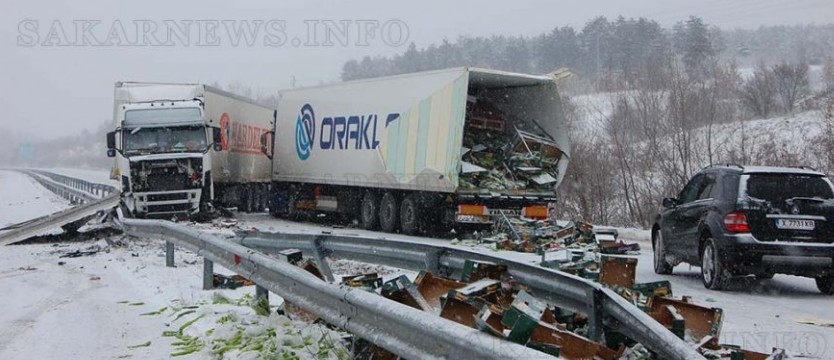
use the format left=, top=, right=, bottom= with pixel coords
left=124, top=125, right=207, bottom=155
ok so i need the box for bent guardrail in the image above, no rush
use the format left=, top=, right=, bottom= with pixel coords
left=120, top=218, right=557, bottom=360
left=0, top=170, right=119, bottom=246
left=236, top=231, right=705, bottom=360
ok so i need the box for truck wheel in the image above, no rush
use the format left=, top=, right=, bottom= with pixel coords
left=816, top=274, right=834, bottom=295
left=360, top=192, right=380, bottom=230
left=653, top=228, right=674, bottom=275
left=262, top=184, right=271, bottom=212
left=701, top=238, right=730, bottom=290
left=241, top=185, right=254, bottom=213
left=253, top=184, right=265, bottom=212
left=379, top=192, right=400, bottom=233
left=400, top=194, right=422, bottom=235
left=287, top=190, right=302, bottom=220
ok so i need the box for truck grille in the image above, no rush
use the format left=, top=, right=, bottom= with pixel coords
left=147, top=193, right=190, bottom=202
left=147, top=203, right=194, bottom=213
left=147, top=174, right=189, bottom=191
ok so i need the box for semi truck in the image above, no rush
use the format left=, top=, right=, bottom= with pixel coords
left=106, top=82, right=275, bottom=218
left=263, top=67, right=570, bottom=234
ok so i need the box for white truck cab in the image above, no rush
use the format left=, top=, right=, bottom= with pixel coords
left=107, top=83, right=222, bottom=218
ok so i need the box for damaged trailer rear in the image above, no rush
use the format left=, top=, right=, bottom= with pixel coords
left=265, top=67, right=571, bottom=234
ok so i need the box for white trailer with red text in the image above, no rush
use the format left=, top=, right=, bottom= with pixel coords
left=106, top=82, right=275, bottom=218
left=264, top=67, right=571, bottom=234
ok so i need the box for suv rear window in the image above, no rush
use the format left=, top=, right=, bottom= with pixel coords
left=746, top=174, right=834, bottom=202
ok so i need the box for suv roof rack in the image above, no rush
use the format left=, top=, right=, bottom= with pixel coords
left=702, top=163, right=744, bottom=171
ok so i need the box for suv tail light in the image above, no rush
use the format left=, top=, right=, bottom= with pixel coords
left=724, top=211, right=750, bottom=233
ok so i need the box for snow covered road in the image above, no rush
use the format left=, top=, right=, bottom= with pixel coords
left=0, top=170, right=71, bottom=229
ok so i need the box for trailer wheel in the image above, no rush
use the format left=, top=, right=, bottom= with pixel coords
left=238, top=185, right=252, bottom=213
left=360, top=192, right=379, bottom=230
left=255, top=184, right=267, bottom=212
left=379, top=192, right=399, bottom=233
left=288, top=189, right=302, bottom=220
left=400, top=194, right=421, bottom=235
left=252, top=185, right=262, bottom=212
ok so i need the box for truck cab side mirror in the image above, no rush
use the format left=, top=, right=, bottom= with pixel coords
left=259, top=131, right=274, bottom=159
left=212, top=127, right=222, bottom=151
left=106, top=131, right=117, bottom=157
left=662, top=197, right=680, bottom=208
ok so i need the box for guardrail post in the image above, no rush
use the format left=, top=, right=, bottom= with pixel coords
left=424, top=248, right=444, bottom=275
left=586, top=288, right=606, bottom=342
left=255, top=285, right=269, bottom=302
left=203, top=259, right=214, bottom=290
left=312, top=236, right=335, bottom=282
left=166, top=241, right=175, bottom=267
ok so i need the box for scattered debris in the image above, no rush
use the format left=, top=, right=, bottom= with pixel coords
left=140, top=307, right=168, bottom=316
left=59, top=246, right=103, bottom=258
left=212, top=274, right=254, bottom=289
left=127, top=341, right=151, bottom=349
left=796, top=317, right=834, bottom=328
left=324, top=248, right=783, bottom=359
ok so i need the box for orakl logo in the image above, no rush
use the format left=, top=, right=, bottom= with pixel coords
left=295, top=104, right=315, bottom=160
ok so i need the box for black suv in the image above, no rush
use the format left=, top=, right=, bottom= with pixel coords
left=652, top=165, right=834, bottom=294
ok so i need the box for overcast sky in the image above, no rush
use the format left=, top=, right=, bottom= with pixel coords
left=3, top=0, right=832, bottom=141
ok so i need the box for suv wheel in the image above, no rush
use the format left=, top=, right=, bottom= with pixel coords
left=701, top=238, right=730, bottom=290
left=816, top=274, right=834, bottom=295
left=653, top=228, right=673, bottom=275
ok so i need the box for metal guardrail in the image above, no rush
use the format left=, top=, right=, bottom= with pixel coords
left=120, top=218, right=556, bottom=360
left=237, top=231, right=705, bottom=360
left=29, top=170, right=117, bottom=202
left=0, top=170, right=119, bottom=246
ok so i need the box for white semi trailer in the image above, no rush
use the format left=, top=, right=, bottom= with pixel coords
left=264, top=67, right=571, bottom=234
left=106, top=82, right=275, bottom=218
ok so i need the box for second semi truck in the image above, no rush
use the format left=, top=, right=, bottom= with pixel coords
left=264, top=67, right=571, bottom=234
left=106, top=82, right=275, bottom=218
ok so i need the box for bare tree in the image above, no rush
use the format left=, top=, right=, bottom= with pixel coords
left=772, top=62, right=810, bottom=113
left=738, top=63, right=777, bottom=118
left=823, top=56, right=834, bottom=92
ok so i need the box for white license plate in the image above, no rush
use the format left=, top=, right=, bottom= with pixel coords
left=775, top=219, right=815, bottom=231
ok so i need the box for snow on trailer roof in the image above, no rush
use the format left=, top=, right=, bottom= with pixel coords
left=281, top=67, right=557, bottom=93
left=115, top=81, right=274, bottom=109
left=467, top=67, right=555, bottom=88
